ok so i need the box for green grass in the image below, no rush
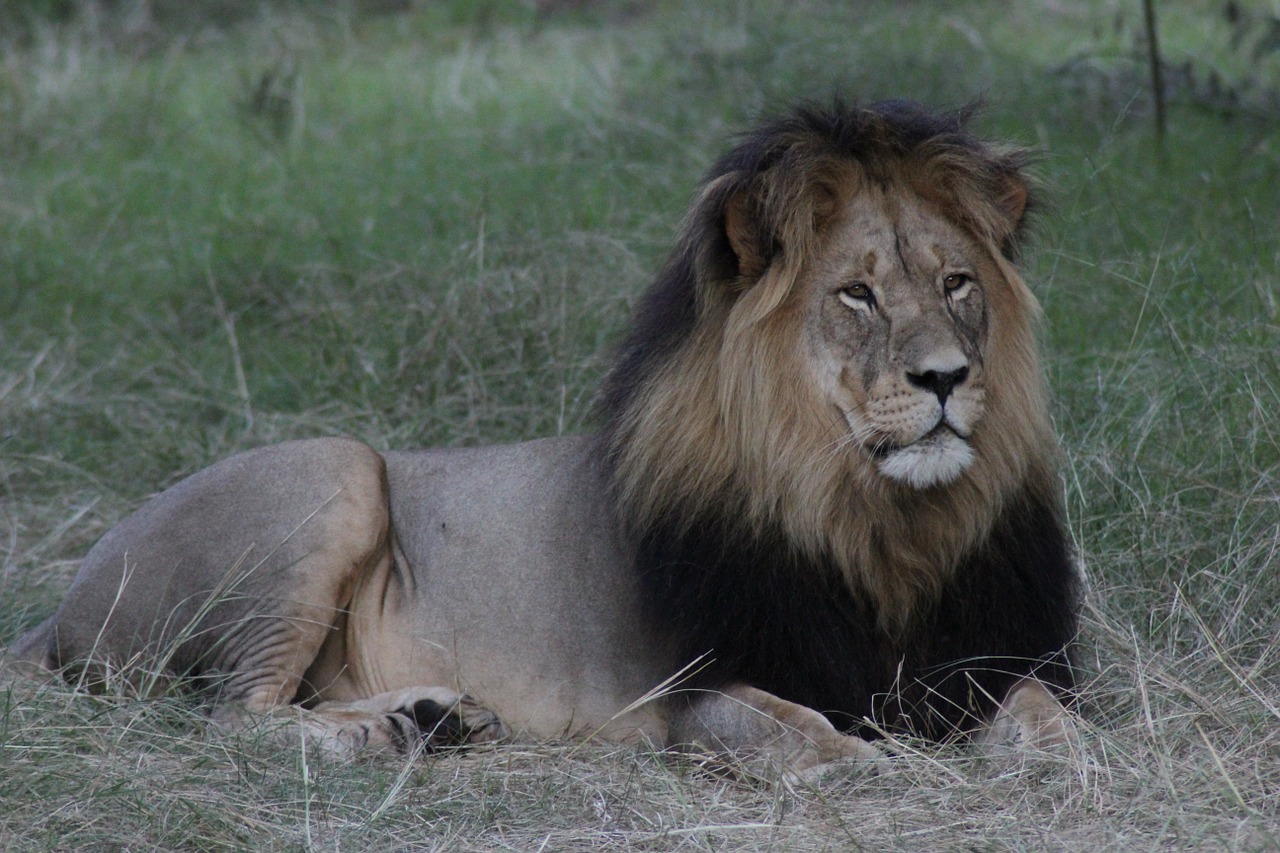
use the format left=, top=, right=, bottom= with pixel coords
left=3, top=0, right=1280, bottom=849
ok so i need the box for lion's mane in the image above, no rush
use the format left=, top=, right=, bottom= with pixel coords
left=596, top=100, right=1079, bottom=739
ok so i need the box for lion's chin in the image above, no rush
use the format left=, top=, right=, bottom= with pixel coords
left=876, top=430, right=974, bottom=489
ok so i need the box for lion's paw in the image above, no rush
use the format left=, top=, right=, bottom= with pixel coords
left=309, top=686, right=508, bottom=756
left=787, top=736, right=888, bottom=785
left=979, top=678, right=1080, bottom=755
left=396, top=692, right=508, bottom=750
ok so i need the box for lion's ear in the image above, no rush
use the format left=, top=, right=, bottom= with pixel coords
left=993, top=170, right=1030, bottom=240
left=981, top=158, right=1036, bottom=255
left=696, top=171, right=771, bottom=282
left=724, top=190, right=768, bottom=280
left=925, top=154, right=1034, bottom=255
left=707, top=168, right=844, bottom=283
left=719, top=177, right=842, bottom=281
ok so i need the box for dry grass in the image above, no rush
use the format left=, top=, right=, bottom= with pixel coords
left=3, top=0, right=1280, bottom=849
left=4, top=645, right=1276, bottom=850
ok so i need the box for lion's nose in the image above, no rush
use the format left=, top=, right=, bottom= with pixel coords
left=907, top=365, right=969, bottom=405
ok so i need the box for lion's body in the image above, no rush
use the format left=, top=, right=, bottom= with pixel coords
left=17, top=436, right=668, bottom=742
left=10, top=100, right=1081, bottom=774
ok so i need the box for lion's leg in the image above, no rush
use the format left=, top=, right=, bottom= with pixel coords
left=33, top=438, right=507, bottom=757
left=216, top=686, right=507, bottom=757
left=39, top=440, right=388, bottom=706
left=198, top=538, right=510, bottom=758
left=977, top=677, right=1079, bottom=751
left=666, top=684, right=880, bottom=779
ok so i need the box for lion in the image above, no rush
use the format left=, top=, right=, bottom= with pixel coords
left=8, top=99, right=1081, bottom=776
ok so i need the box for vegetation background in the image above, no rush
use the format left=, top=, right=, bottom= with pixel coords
left=2, top=0, right=1278, bottom=849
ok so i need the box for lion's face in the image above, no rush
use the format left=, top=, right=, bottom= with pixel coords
left=802, top=188, right=992, bottom=490
left=602, top=101, right=1054, bottom=625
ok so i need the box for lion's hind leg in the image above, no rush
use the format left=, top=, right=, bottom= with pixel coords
left=25, top=440, right=503, bottom=757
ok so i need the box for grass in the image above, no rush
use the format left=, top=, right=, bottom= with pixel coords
left=2, top=0, right=1280, bottom=849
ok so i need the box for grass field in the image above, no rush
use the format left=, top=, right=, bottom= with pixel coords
left=3, top=0, right=1280, bottom=849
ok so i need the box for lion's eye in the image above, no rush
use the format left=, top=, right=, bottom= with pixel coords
left=943, top=273, right=973, bottom=296
left=838, top=282, right=874, bottom=308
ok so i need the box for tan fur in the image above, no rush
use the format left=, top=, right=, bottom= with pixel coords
left=7, top=102, right=1076, bottom=776
left=978, top=678, right=1080, bottom=752
left=666, top=685, right=884, bottom=782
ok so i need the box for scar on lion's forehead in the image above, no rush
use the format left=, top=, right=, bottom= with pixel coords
left=863, top=251, right=878, bottom=275
left=930, top=245, right=948, bottom=265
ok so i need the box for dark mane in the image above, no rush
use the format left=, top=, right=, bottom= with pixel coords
left=592, top=98, right=1078, bottom=740
left=634, top=484, right=1077, bottom=739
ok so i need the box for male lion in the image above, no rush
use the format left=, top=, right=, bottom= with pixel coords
left=10, top=100, right=1080, bottom=776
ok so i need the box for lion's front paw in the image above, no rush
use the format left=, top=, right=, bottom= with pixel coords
left=787, top=734, right=887, bottom=785
left=979, top=678, right=1079, bottom=754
